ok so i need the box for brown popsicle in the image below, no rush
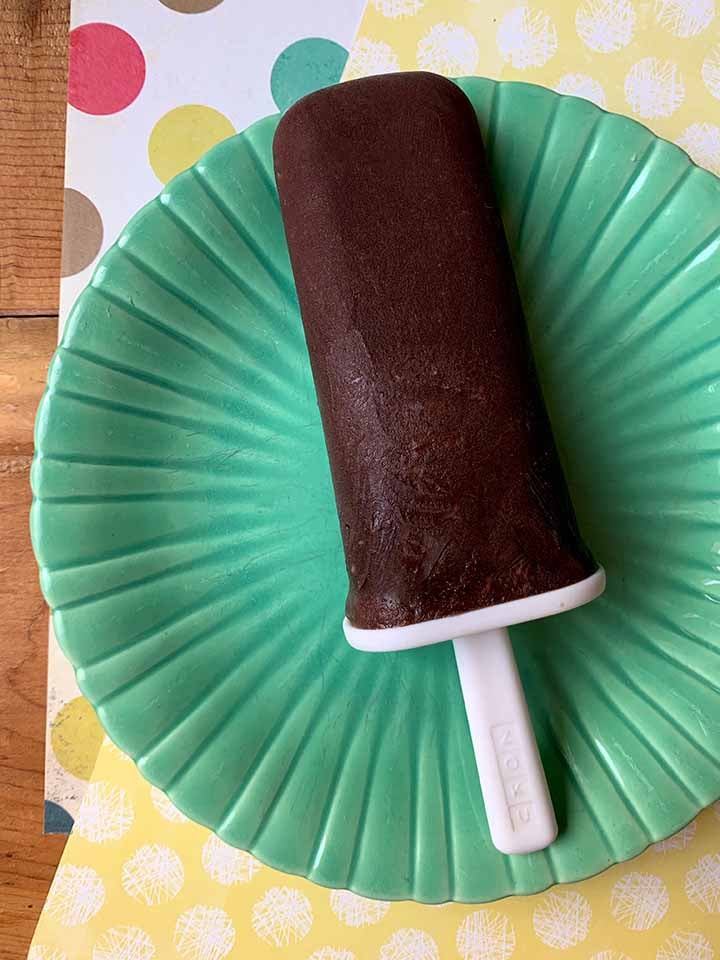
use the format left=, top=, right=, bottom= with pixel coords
left=273, top=71, right=597, bottom=633
left=272, top=72, right=604, bottom=855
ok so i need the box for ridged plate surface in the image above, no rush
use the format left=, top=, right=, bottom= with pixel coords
left=32, top=79, right=720, bottom=902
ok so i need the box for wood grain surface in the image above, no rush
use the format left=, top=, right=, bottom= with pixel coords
left=0, top=1, right=70, bottom=957
left=1, top=0, right=69, bottom=316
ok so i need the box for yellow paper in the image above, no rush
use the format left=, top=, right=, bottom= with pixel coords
left=343, top=0, right=720, bottom=173
left=31, top=737, right=720, bottom=958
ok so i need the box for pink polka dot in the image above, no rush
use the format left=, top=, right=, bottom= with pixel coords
left=68, top=23, right=146, bottom=116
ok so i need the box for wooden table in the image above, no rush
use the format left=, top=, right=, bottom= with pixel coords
left=0, top=3, right=70, bottom=957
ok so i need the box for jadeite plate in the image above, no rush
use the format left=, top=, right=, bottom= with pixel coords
left=32, top=78, right=720, bottom=902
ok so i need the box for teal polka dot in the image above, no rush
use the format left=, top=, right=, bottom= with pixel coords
left=44, top=800, right=74, bottom=834
left=271, top=37, right=348, bottom=112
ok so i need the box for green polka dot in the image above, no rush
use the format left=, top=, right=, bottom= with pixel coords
left=271, top=38, right=348, bottom=112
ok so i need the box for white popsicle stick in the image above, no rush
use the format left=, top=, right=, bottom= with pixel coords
left=453, top=628, right=556, bottom=855
left=345, top=567, right=605, bottom=856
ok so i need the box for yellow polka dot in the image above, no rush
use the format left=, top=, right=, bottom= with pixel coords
left=50, top=696, right=104, bottom=781
left=148, top=104, right=235, bottom=184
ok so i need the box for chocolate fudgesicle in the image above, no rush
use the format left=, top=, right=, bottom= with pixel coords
left=273, top=71, right=597, bottom=631
left=273, top=72, right=604, bottom=855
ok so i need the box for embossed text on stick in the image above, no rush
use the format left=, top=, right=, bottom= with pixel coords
left=491, top=722, right=534, bottom=830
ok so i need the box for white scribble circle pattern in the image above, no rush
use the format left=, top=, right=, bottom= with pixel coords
left=201, top=835, right=262, bottom=886
left=372, top=0, right=424, bottom=16
left=28, top=948, right=68, bottom=960
left=656, top=930, right=715, bottom=960
left=74, top=781, right=134, bottom=843
left=329, top=890, right=391, bottom=927
left=149, top=786, right=189, bottom=824
left=555, top=73, right=607, bottom=106
left=576, top=0, right=637, bottom=52
left=345, top=38, right=400, bottom=80
left=624, top=58, right=685, bottom=118
left=653, top=820, right=698, bottom=853
left=677, top=123, right=720, bottom=174
left=532, top=891, right=592, bottom=948
left=611, top=873, right=670, bottom=930
left=174, top=906, right=236, bottom=960
left=252, top=886, right=314, bottom=946
left=702, top=47, right=720, bottom=98
left=121, top=844, right=184, bottom=906
left=653, top=0, right=715, bottom=37
left=308, top=950, right=355, bottom=960
left=379, top=928, right=439, bottom=960
left=684, top=854, right=720, bottom=912
left=456, top=910, right=516, bottom=960
left=497, top=6, right=558, bottom=69
left=92, top=926, right=155, bottom=960
left=416, top=22, right=480, bottom=75
left=45, top=865, right=106, bottom=927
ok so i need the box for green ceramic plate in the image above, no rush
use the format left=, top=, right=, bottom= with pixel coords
left=32, top=78, right=720, bottom=902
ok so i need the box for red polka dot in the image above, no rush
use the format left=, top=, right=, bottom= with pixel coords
left=68, top=23, right=146, bottom=116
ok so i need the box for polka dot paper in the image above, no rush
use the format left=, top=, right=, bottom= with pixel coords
left=344, top=0, right=720, bottom=173
left=46, top=0, right=366, bottom=832
left=30, top=740, right=720, bottom=957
